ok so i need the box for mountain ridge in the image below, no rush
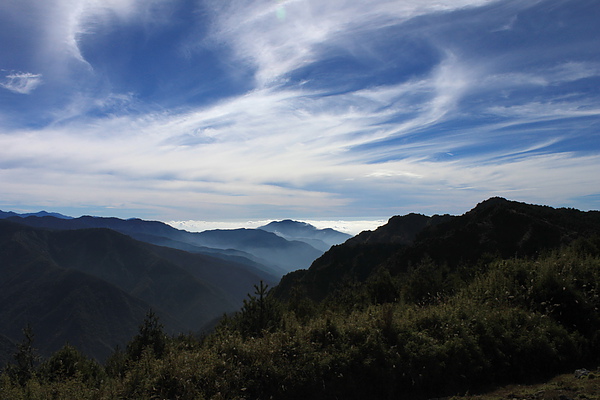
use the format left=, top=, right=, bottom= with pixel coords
left=274, top=197, right=600, bottom=302
left=1, top=214, right=334, bottom=275
left=0, top=210, right=73, bottom=219
left=0, top=219, right=150, bottom=362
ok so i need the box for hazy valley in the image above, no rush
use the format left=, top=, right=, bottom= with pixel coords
left=0, top=212, right=350, bottom=363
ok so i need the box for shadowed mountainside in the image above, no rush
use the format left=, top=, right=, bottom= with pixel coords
left=274, top=197, right=600, bottom=301
left=0, top=219, right=274, bottom=363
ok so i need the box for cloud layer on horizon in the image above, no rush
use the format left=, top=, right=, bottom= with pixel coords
left=1, top=0, right=599, bottom=221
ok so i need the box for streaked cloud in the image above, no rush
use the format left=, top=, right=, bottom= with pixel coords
left=204, top=0, right=498, bottom=87
left=0, top=72, right=43, bottom=94
left=30, top=0, right=171, bottom=65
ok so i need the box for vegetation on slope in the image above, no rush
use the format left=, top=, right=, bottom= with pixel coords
left=1, top=237, right=600, bottom=399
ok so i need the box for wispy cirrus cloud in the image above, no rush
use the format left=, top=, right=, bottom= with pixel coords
left=204, top=0, right=499, bottom=87
left=0, top=0, right=178, bottom=125
left=2, top=54, right=598, bottom=219
left=0, top=72, right=43, bottom=94
left=30, top=0, right=172, bottom=65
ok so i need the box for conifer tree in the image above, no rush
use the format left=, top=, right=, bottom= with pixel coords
left=237, top=281, right=282, bottom=337
left=7, top=324, right=40, bottom=386
left=126, top=310, right=167, bottom=361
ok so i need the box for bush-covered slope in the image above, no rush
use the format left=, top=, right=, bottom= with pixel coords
left=2, top=240, right=599, bottom=399
left=275, top=198, right=600, bottom=301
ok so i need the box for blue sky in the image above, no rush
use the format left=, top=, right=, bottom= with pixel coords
left=1, top=0, right=599, bottom=227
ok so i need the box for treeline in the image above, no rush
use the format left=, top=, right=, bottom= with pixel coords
left=2, top=238, right=600, bottom=399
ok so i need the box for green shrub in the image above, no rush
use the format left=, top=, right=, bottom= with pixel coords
left=39, top=344, right=105, bottom=386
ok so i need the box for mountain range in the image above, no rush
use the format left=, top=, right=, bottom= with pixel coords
left=0, top=210, right=72, bottom=219
left=3, top=197, right=599, bottom=365
left=0, top=214, right=350, bottom=276
left=0, top=213, right=349, bottom=364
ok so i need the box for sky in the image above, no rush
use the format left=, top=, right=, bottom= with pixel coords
left=1, top=0, right=599, bottom=232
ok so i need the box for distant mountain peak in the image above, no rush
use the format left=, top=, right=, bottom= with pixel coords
left=263, top=219, right=314, bottom=227
left=258, top=219, right=352, bottom=251
left=34, top=210, right=73, bottom=219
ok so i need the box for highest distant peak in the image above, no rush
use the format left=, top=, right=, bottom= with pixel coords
left=258, top=219, right=345, bottom=236
left=258, top=219, right=352, bottom=250
left=261, top=219, right=316, bottom=231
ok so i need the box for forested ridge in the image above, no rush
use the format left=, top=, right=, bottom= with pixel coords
left=2, top=198, right=600, bottom=399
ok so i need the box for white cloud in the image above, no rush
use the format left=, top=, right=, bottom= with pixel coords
left=486, top=102, right=600, bottom=121
left=1, top=0, right=172, bottom=73
left=1, top=36, right=598, bottom=219
left=2, top=71, right=598, bottom=219
left=480, top=62, right=600, bottom=92
left=0, top=72, right=43, bottom=94
left=205, top=0, right=499, bottom=87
